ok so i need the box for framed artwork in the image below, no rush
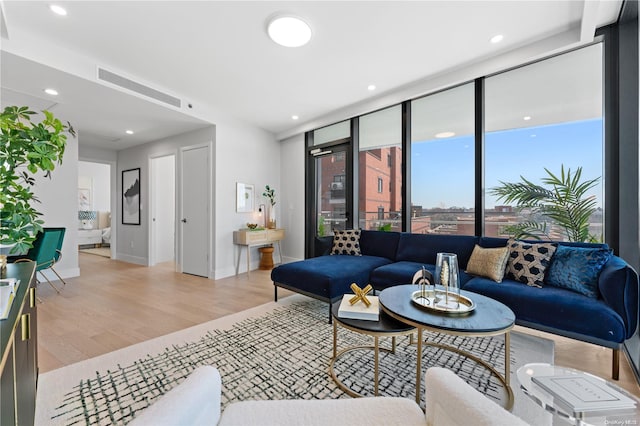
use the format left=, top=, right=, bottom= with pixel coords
left=236, top=182, right=255, bottom=213
left=78, top=188, right=91, bottom=210
left=122, top=168, right=141, bottom=225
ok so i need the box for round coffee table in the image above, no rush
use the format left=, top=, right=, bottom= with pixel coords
left=518, top=363, right=640, bottom=425
left=379, top=284, right=516, bottom=409
left=330, top=302, right=415, bottom=397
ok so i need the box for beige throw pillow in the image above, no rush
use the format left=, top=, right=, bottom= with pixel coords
left=466, top=245, right=509, bottom=283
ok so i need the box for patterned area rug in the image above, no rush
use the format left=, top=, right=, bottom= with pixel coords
left=37, top=296, right=553, bottom=425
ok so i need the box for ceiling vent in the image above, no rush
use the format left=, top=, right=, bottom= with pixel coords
left=97, top=68, right=181, bottom=108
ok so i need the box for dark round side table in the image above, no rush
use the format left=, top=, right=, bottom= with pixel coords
left=330, top=302, right=415, bottom=397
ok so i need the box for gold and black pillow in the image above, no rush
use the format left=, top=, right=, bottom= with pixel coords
left=505, top=239, right=557, bottom=287
left=330, top=229, right=362, bottom=256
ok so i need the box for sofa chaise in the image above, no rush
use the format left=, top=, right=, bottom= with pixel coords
left=129, top=365, right=529, bottom=426
left=271, top=230, right=639, bottom=380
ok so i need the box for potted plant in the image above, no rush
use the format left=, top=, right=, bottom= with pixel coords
left=0, top=106, right=75, bottom=254
left=490, top=165, right=600, bottom=242
left=262, top=184, right=277, bottom=229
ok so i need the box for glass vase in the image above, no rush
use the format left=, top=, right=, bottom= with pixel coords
left=434, top=252, right=460, bottom=309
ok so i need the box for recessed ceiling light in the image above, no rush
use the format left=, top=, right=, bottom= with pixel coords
left=523, top=116, right=531, bottom=121
left=44, top=88, right=58, bottom=96
left=435, top=131, right=456, bottom=139
left=291, top=115, right=299, bottom=120
left=490, top=34, right=504, bottom=44
left=125, top=130, right=134, bottom=135
left=267, top=15, right=312, bottom=47
left=367, top=85, right=376, bottom=91
left=49, top=4, right=67, bottom=16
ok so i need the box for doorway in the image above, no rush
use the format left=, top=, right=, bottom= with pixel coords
left=149, top=154, right=176, bottom=266
left=306, top=142, right=352, bottom=257
left=78, top=160, right=114, bottom=259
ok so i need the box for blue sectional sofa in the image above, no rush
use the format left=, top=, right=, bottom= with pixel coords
left=271, top=230, right=639, bottom=380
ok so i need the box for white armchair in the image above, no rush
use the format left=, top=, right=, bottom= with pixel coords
left=129, top=365, right=529, bottom=426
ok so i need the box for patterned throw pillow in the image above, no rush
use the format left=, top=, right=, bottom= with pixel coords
left=466, top=245, right=510, bottom=283
left=505, top=239, right=557, bottom=287
left=545, top=245, right=612, bottom=298
left=330, top=229, right=362, bottom=256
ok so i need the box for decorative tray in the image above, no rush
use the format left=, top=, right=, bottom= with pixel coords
left=410, top=289, right=476, bottom=315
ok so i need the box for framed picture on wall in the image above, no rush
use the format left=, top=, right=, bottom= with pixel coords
left=236, top=182, right=255, bottom=213
left=122, top=168, right=141, bottom=225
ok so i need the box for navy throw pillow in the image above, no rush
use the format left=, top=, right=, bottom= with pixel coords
left=545, top=245, right=612, bottom=298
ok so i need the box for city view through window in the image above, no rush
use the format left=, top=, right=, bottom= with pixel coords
left=315, top=43, right=603, bottom=242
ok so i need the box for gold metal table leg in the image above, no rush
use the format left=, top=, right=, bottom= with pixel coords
left=333, top=319, right=337, bottom=359
left=374, top=336, right=379, bottom=396
left=416, top=327, right=422, bottom=405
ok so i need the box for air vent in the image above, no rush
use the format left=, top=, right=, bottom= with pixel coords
left=97, top=68, right=181, bottom=108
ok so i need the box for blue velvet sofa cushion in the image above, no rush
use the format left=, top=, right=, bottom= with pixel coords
left=463, top=277, right=627, bottom=343
left=395, top=234, right=478, bottom=268
left=546, top=245, right=612, bottom=298
left=370, top=261, right=474, bottom=291
left=271, top=255, right=392, bottom=301
left=359, top=230, right=401, bottom=260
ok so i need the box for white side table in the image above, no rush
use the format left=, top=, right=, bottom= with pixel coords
left=233, top=229, right=285, bottom=277
left=517, top=363, right=639, bottom=425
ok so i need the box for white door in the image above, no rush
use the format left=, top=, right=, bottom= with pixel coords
left=180, top=145, right=209, bottom=277
left=150, top=155, right=175, bottom=265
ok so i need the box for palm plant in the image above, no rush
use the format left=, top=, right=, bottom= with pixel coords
left=490, top=165, right=600, bottom=242
left=0, top=106, right=74, bottom=254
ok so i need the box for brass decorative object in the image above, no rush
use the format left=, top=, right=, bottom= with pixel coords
left=349, top=283, right=373, bottom=307
left=410, top=289, right=476, bottom=315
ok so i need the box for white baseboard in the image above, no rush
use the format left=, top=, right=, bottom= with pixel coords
left=116, top=253, right=147, bottom=265
left=38, top=267, right=80, bottom=281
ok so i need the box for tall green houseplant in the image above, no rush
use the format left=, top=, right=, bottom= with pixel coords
left=0, top=106, right=75, bottom=254
left=490, top=165, right=600, bottom=242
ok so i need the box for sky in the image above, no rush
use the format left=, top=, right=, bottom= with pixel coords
left=411, top=118, right=604, bottom=209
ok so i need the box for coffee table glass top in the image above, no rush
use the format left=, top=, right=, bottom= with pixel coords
left=379, top=285, right=515, bottom=333
left=518, top=363, right=639, bottom=425
left=331, top=302, right=414, bottom=334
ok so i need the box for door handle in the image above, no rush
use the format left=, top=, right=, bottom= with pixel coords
left=181, top=218, right=187, bottom=223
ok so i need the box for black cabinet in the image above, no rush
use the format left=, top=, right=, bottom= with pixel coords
left=0, top=262, right=38, bottom=426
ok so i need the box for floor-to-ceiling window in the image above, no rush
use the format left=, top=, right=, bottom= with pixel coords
left=410, top=83, right=475, bottom=235
left=484, top=43, right=604, bottom=241
left=358, top=105, right=402, bottom=231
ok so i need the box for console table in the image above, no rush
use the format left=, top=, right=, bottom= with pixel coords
left=233, top=229, right=285, bottom=277
left=1, top=262, right=38, bottom=426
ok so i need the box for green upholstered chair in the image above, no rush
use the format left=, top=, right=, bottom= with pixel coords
left=12, top=228, right=66, bottom=294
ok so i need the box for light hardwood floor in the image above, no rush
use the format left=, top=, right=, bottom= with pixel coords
left=37, top=252, right=640, bottom=398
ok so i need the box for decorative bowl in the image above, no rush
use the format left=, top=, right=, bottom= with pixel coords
left=247, top=223, right=258, bottom=230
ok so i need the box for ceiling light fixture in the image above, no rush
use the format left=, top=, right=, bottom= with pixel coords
left=490, top=34, right=504, bottom=44
left=125, top=130, right=134, bottom=135
left=49, top=4, right=67, bottom=16
left=291, top=115, right=299, bottom=120
left=435, top=131, right=456, bottom=139
left=523, top=116, right=531, bottom=121
left=267, top=15, right=312, bottom=47
left=367, top=85, right=376, bottom=91
left=44, top=88, right=58, bottom=96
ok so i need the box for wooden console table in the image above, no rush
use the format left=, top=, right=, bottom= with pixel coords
left=233, top=229, right=285, bottom=277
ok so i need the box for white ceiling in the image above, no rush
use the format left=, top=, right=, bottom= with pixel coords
left=0, top=1, right=622, bottom=150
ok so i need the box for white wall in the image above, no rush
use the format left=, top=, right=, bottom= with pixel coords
left=215, top=122, right=280, bottom=278
left=33, top=128, right=79, bottom=281
left=279, top=134, right=305, bottom=262
left=78, top=161, right=110, bottom=212
left=116, top=127, right=215, bottom=267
